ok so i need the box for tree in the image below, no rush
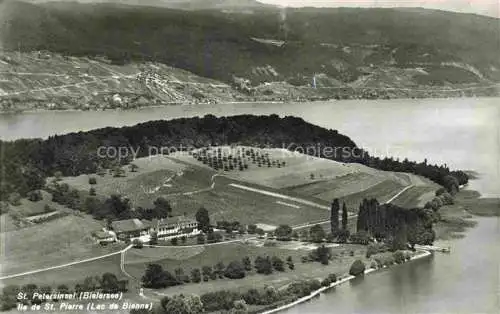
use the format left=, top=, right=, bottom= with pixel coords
left=349, top=260, right=366, bottom=276
left=195, top=207, right=211, bottom=233
left=337, top=229, right=350, bottom=243
left=160, top=296, right=172, bottom=312
left=57, top=284, right=70, bottom=294
left=112, top=166, right=125, bottom=178
left=247, top=224, right=257, bottom=234
left=0, top=285, right=20, bottom=311
left=162, top=295, right=190, bottom=314
left=27, top=190, right=43, bottom=202
left=309, top=245, right=331, bottom=265
left=132, top=239, right=143, bottom=249
left=214, top=262, right=225, bottom=279
left=129, top=163, right=139, bottom=172
left=100, top=273, right=120, bottom=293
left=393, top=251, right=406, bottom=264
left=254, top=256, right=273, bottom=275
left=286, top=256, right=294, bottom=270
left=443, top=174, right=459, bottom=194
left=309, top=224, right=326, bottom=243
left=197, top=233, right=205, bottom=244
left=8, top=192, right=21, bottom=206
left=150, top=231, right=158, bottom=245
left=274, top=225, right=293, bottom=241
left=171, top=237, right=178, bottom=246
left=142, top=264, right=178, bottom=288
left=54, top=171, right=63, bottom=181
left=242, top=256, right=252, bottom=271
left=191, top=268, right=202, bottom=283
left=271, top=256, right=285, bottom=272
left=341, top=202, right=348, bottom=230
left=330, top=199, right=340, bottom=235
left=256, top=228, right=265, bottom=237
left=185, top=294, right=204, bottom=314
left=230, top=299, right=249, bottom=314
left=88, top=177, right=97, bottom=185
left=238, top=225, right=246, bottom=235
left=82, top=276, right=101, bottom=291
left=242, top=288, right=260, bottom=305
left=224, top=261, right=246, bottom=279
left=202, top=266, right=213, bottom=281
left=154, top=197, right=172, bottom=217
left=174, top=268, right=189, bottom=283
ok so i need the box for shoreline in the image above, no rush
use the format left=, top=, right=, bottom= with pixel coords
left=261, top=250, right=433, bottom=314
left=1, top=95, right=499, bottom=115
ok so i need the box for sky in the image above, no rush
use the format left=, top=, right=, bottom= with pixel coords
left=258, top=0, right=500, bottom=17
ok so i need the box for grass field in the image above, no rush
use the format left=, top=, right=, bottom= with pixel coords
left=390, top=185, right=437, bottom=208
left=125, top=242, right=370, bottom=297
left=125, top=246, right=206, bottom=265
left=163, top=175, right=330, bottom=226
left=0, top=214, right=122, bottom=275
left=0, top=254, right=124, bottom=289
left=60, top=156, right=214, bottom=208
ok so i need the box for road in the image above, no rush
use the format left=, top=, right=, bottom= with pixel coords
left=0, top=245, right=133, bottom=280
left=0, top=179, right=413, bottom=282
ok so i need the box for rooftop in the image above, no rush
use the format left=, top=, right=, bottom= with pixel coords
left=92, top=230, right=113, bottom=239
left=152, top=216, right=198, bottom=227
left=111, top=218, right=149, bottom=233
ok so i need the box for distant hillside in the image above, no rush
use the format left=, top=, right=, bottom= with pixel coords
left=1, top=0, right=499, bottom=99
left=25, top=0, right=275, bottom=11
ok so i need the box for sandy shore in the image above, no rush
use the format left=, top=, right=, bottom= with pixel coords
left=261, top=250, right=432, bottom=314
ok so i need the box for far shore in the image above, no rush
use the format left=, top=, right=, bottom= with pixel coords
left=1, top=95, right=499, bottom=116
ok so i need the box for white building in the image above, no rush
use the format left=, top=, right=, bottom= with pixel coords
left=151, top=216, right=200, bottom=239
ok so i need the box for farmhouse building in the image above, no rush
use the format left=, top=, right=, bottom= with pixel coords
left=111, top=218, right=150, bottom=242
left=92, top=230, right=115, bottom=244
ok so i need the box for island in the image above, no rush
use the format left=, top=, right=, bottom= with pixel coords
left=0, top=114, right=484, bottom=314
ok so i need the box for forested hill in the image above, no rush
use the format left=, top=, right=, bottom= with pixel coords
left=2, top=0, right=499, bottom=91
left=0, top=114, right=468, bottom=199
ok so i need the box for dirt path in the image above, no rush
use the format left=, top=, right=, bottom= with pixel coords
left=0, top=245, right=133, bottom=280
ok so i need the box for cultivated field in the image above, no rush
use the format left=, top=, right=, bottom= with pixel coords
left=60, top=154, right=330, bottom=226
left=175, top=146, right=359, bottom=189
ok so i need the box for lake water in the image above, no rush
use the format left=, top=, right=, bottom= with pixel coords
left=1, top=98, right=499, bottom=314
left=285, top=216, right=500, bottom=314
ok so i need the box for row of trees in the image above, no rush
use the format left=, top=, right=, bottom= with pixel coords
left=194, top=146, right=287, bottom=172
left=47, top=179, right=173, bottom=222
left=356, top=198, right=436, bottom=250
left=330, top=199, right=350, bottom=242
left=142, top=255, right=295, bottom=289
